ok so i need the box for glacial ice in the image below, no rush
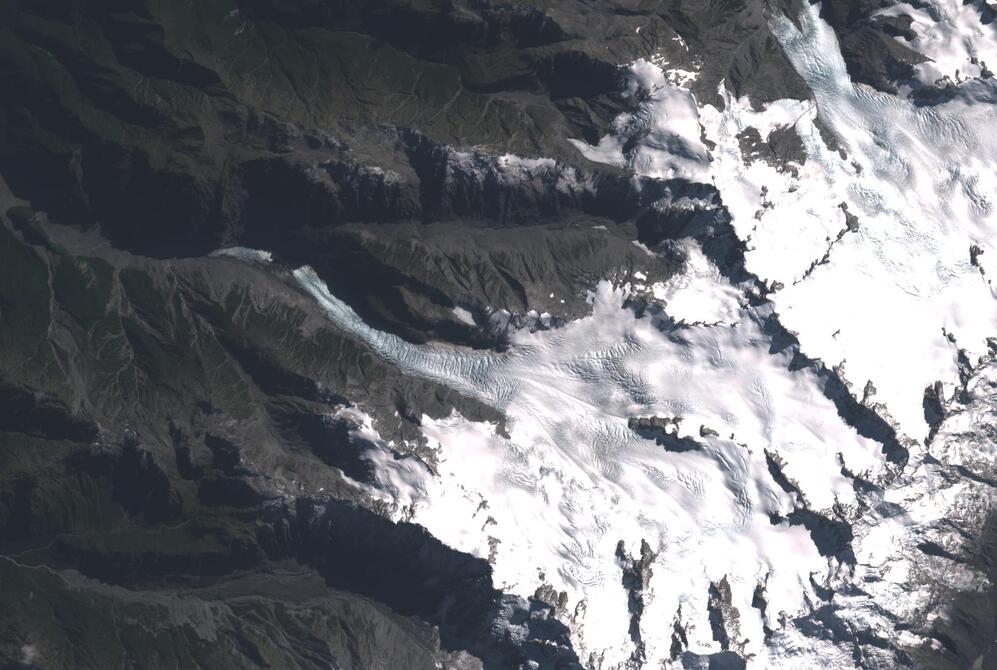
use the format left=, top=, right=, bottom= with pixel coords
left=295, top=263, right=887, bottom=666
left=284, top=1, right=997, bottom=666
left=702, top=2, right=997, bottom=442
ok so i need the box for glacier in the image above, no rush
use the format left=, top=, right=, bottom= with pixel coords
left=703, top=1, right=997, bottom=442
left=278, top=1, right=997, bottom=667
left=295, top=261, right=888, bottom=666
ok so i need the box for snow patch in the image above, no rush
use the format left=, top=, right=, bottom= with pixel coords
left=452, top=306, right=476, bottom=326
left=569, top=59, right=710, bottom=182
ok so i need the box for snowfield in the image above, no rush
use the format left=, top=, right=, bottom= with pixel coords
left=281, top=1, right=997, bottom=666
left=703, top=2, right=997, bottom=443
left=296, top=262, right=888, bottom=666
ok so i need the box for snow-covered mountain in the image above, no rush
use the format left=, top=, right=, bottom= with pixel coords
left=1, top=0, right=994, bottom=667
left=281, top=2, right=997, bottom=667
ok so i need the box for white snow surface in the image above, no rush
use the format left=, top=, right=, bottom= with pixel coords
left=452, top=306, right=477, bottom=326
left=877, top=0, right=997, bottom=86
left=700, top=1, right=997, bottom=441
left=294, top=264, right=890, bottom=667
left=638, top=240, right=745, bottom=325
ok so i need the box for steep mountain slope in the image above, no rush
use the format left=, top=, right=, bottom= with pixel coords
left=1, top=0, right=995, bottom=668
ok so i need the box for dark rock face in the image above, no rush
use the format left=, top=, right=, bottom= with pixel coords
left=0, top=201, right=511, bottom=664
left=736, top=126, right=806, bottom=177
left=817, top=0, right=926, bottom=93
left=616, top=539, right=656, bottom=665
left=0, top=0, right=633, bottom=254
left=0, top=0, right=692, bottom=341
left=628, top=416, right=703, bottom=452
left=707, top=577, right=741, bottom=652
left=0, top=200, right=583, bottom=667
left=0, top=558, right=449, bottom=670
left=0, top=0, right=992, bottom=667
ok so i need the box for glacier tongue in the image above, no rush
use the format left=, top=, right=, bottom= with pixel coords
left=295, top=263, right=890, bottom=667
left=284, top=2, right=997, bottom=666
